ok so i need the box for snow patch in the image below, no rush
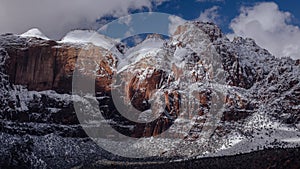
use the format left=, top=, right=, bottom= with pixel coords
left=60, top=30, right=117, bottom=50
left=281, top=137, right=300, bottom=143
left=20, top=28, right=50, bottom=40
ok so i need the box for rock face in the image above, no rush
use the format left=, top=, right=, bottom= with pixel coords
left=0, top=22, right=299, bottom=168
left=5, top=39, right=74, bottom=92
left=0, top=34, right=118, bottom=139
left=2, top=35, right=116, bottom=93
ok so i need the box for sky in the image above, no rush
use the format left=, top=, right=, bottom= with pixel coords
left=0, top=0, right=300, bottom=59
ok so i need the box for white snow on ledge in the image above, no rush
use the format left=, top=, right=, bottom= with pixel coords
left=20, top=28, right=50, bottom=40
left=281, top=137, right=300, bottom=143
left=60, top=30, right=117, bottom=50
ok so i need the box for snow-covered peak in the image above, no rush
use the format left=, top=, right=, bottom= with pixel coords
left=60, top=30, right=118, bottom=50
left=20, top=28, right=50, bottom=40
left=119, top=34, right=165, bottom=70
left=171, top=22, right=214, bottom=54
left=135, top=35, right=165, bottom=49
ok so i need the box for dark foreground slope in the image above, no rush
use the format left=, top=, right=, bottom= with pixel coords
left=82, top=148, right=300, bottom=169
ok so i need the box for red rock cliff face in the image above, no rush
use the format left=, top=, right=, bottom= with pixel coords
left=3, top=36, right=116, bottom=93
left=5, top=40, right=60, bottom=91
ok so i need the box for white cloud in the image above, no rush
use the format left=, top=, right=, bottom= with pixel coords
left=133, top=35, right=144, bottom=45
left=168, top=15, right=186, bottom=35
left=228, top=2, right=300, bottom=59
left=118, top=15, right=132, bottom=26
left=152, top=0, right=169, bottom=6
left=124, top=27, right=134, bottom=37
left=0, top=0, right=168, bottom=39
left=197, top=6, right=220, bottom=23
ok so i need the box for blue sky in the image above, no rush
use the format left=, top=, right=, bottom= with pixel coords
left=149, top=0, right=300, bottom=33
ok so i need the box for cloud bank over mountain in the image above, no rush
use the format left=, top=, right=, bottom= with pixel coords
left=0, top=0, right=168, bottom=39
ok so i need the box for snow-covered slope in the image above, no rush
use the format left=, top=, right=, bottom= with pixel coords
left=20, top=28, right=50, bottom=40
left=118, top=34, right=165, bottom=70
left=60, top=30, right=117, bottom=50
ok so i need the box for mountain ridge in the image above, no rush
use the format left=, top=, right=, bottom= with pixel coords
left=0, top=21, right=299, bottom=168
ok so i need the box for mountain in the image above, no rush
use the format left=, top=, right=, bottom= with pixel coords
left=20, top=28, right=50, bottom=40
left=0, top=22, right=299, bottom=168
